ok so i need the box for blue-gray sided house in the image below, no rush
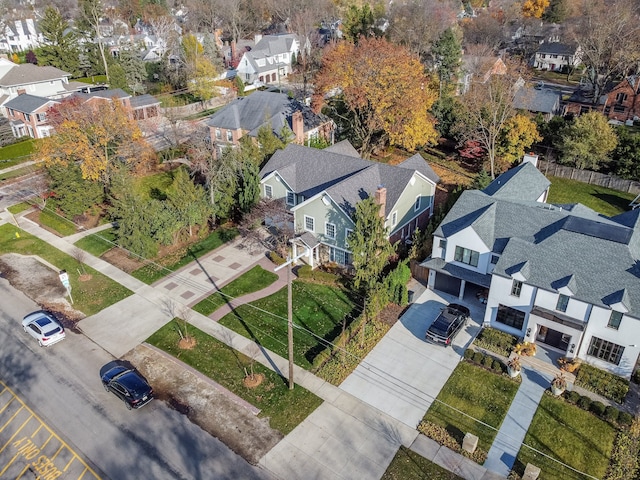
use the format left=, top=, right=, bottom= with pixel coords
left=422, top=157, right=640, bottom=377
left=260, top=141, right=440, bottom=268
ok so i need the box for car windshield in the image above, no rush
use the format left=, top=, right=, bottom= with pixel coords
left=429, top=317, right=451, bottom=336
left=120, top=373, right=150, bottom=398
left=44, top=326, right=61, bottom=336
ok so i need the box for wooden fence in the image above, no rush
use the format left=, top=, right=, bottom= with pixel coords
left=538, top=160, right=640, bottom=195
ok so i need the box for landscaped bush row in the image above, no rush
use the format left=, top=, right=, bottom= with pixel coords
left=417, top=421, right=488, bottom=464
left=563, top=390, right=633, bottom=427
left=605, top=418, right=640, bottom=480
left=297, top=265, right=340, bottom=285
left=473, top=327, right=518, bottom=357
left=575, top=363, right=629, bottom=404
left=464, top=348, right=505, bottom=374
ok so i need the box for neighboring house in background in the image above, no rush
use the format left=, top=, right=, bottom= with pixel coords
left=205, top=90, right=334, bottom=157
left=236, top=34, right=305, bottom=85
left=0, top=58, right=86, bottom=117
left=513, top=85, right=561, bottom=120
left=5, top=93, right=58, bottom=138
left=422, top=157, right=640, bottom=378
left=564, top=76, right=640, bottom=123
left=71, top=88, right=160, bottom=121
left=260, top=142, right=440, bottom=268
left=459, top=55, right=507, bottom=94
left=533, top=42, right=582, bottom=72
left=0, top=19, right=42, bottom=53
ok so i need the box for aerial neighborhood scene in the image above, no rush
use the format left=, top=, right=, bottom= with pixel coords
left=1, top=0, right=640, bottom=478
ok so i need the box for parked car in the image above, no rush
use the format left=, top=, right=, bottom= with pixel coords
left=101, top=365, right=154, bottom=410
left=425, top=303, right=470, bottom=347
left=22, top=311, right=66, bottom=347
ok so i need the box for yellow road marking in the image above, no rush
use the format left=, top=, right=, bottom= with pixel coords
left=0, top=413, right=31, bottom=452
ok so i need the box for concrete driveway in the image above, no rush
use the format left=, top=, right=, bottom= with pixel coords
left=340, top=288, right=484, bottom=428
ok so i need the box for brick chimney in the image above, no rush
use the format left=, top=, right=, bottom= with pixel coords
left=374, top=186, right=386, bottom=218
left=292, top=110, right=304, bottom=144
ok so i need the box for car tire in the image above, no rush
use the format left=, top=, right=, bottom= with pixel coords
left=38, top=340, right=43, bottom=347
left=125, top=400, right=132, bottom=410
left=103, top=383, right=110, bottom=392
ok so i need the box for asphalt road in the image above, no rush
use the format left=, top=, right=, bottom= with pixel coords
left=0, top=172, right=44, bottom=210
left=0, top=277, right=270, bottom=480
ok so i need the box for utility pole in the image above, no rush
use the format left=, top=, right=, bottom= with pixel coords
left=274, top=247, right=310, bottom=390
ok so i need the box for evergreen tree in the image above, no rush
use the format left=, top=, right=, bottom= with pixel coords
left=431, top=27, right=462, bottom=86
left=37, top=6, right=79, bottom=75
left=167, top=168, right=213, bottom=238
left=47, top=163, right=104, bottom=217
left=117, top=47, right=147, bottom=94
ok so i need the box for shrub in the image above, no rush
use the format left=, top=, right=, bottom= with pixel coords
left=606, top=418, right=640, bottom=480
left=604, top=405, right=620, bottom=423
left=492, top=360, right=503, bottom=373
left=472, top=352, right=484, bottom=364
left=618, top=412, right=633, bottom=427
left=268, top=251, right=286, bottom=266
left=474, top=327, right=518, bottom=357
left=297, top=265, right=340, bottom=285
left=565, top=391, right=581, bottom=404
left=590, top=401, right=606, bottom=416
left=632, top=369, right=640, bottom=385
left=577, top=395, right=592, bottom=411
left=513, top=341, right=537, bottom=357
left=482, top=355, right=494, bottom=369
left=464, top=349, right=474, bottom=360
left=575, top=364, right=629, bottom=403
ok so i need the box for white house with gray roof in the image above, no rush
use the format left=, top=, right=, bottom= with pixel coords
left=423, top=160, right=640, bottom=377
left=236, top=34, right=304, bottom=85
left=0, top=19, right=42, bottom=53
left=260, top=142, right=440, bottom=268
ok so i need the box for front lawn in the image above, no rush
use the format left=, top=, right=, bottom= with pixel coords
left=547, top=176, right=636, bottom=217
left=219, top=280, right=358, bottom=369
left=0, top=138, right=37, bottom=169
left=192, top=265, right=279, bottom=316
left=0, top=224, right=132, bottom=315
left=422, top=361, right=519, bottom=451
left=131, top=225, right=239, bottom=284
left=74, top=228, right=117, bottom=257
left=36, top=208, right=77, bottom=236
left=146, top=321, right=323, bottom=434
left=133, top=169, right=176, bottom=200
left=382, top=446, right=463, bottom=480
left=513, top=394, right=617, bottom=480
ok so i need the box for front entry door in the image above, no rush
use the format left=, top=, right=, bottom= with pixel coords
left=537, top=326, right=570, bottom=351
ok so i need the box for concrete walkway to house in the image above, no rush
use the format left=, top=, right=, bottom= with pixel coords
left=483, top=368, right=552, bottom=477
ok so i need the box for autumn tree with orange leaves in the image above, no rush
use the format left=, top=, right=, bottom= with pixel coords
left=38, top=97, right=155, bottom=187
left=312, top=37, right=439, bottom=158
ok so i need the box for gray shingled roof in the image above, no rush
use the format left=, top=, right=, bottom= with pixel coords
left=433, top=166, right=640, bottom=316
left=325, top=140, right=360, bottom=157
left=0, top=64, right=70, bottom=86
left=71, top=88, right=130, bottom=102
left=513, top=87, right=560, bottom=115
left=483, top=162, right=550, bottom=201
left=398, top=153, right=440, bottom=184
left=129, top=94, right=160, bottom=108
left=4, top=94, right=55, bottom=113
left=536, top=42, right=578, bottom=55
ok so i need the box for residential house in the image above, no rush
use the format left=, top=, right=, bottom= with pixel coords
left=0, top=58, right=85, bottom=116
left=513, top=85, right=561, bottom=120
left=236, top=34, right=304, bottom=85
left=4, top=93, right=58, bottom=138
left=260, top=142, right=440, bottom=268
left=533, top=42, right=582, bottom=72
left=71, top=88, right=160, bottom=121
left=564, top=76, right=640, bottom=123
left=205, top=90, right=334, bottom=157
left=459, top=55, right=507, bottom=95
left=0, top=19, right=42, bottom=53
left=422, top=158, right=640, bottom=377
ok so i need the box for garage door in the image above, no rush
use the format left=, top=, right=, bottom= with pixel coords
left=434, top=272, right=461, bottom=296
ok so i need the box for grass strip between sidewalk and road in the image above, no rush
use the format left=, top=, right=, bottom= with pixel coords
left=146, top=321, right=323, bottom=435
left=74, top=228, right=117, bottom=257
left=218, top=280, right=358, bottom=370
left=381, top=446, right=463, bottom=480
left=423, top=361, right=519, bottom=452
left=192, top=265, right=279, bottom=316
left=513, top=394, right=616, bottom=480
left=0, top=224, right=132, bottom=315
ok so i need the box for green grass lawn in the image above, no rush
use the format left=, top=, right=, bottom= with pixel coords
left=423, top=362, right=519, bottom=451
left=74, top=228, right=117, bottom=257
left=0, top=164, right=41, bottom=182
left=381, top=446, right=463, bottom=480
left=133, top=170, right=176, bottom=200
left=0, top=139, right=37, bottom=169
left=37, top=208, right=77, bottom=236
left=192, top=265, right=279, bottom=316
left=7, top=202, right=32, bottom=215
left=514, top=394, right=617, bottom=480
left=131, top=226, right=239, bottom=284
left=146, top=321, right=323, bottom=434
left=0, top=224, right=131, bottom=315
left=219, top=280, right=358, bottom=369
left=547, top=176, right=636, bottom=217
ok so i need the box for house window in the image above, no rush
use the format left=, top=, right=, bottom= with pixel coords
left=345, top=228, right=354, bottom=246
left=391, top=211, right=397, bottom=226
left=495, top=305, right=526, bottom=330
left=454, top=246, right=479, bottom=267
left=616, top=93, right=628, bottom=104
left=588, top=337, right=624, bottom=365
left=414, top=196, right=421, bottom=211
left=511, top=280, right=522, bottom=297
left=304, top=215, right=314, bottom=232
left=556, top=294, right=569, bottom=313
left=439, top=239, right=447, bottom=249
left=215, top=129, right=221, bottom=140
left=325, top=223, right=336, bottom=239
left=226, top=130, right=233, bottom=142
left=7, top=108, right=13, bottom=116
left=490, top=254, right=499, bottom=265
left=264, top=184, right=273, bottom=198
left=330, top=247, right=352, bottom=266
left=608, top=311, right=623, bottom=330
left=24, top=113, right=30, bottom=122
left=286, top=191, right=295, bottom=205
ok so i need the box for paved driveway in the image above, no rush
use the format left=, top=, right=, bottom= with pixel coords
left=340, top=288, right=484, bottom=428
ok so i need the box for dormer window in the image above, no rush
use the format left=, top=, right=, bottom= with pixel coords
left=511, top=280, right=522, bottom=297
left=608, top=311, right=623, bottom=330
left=286, top=191, right=294, bottom=205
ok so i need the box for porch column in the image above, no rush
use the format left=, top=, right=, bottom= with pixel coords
left=309, top=247, right=314, bottom=269
left=459, top=279, right=466, bottom=300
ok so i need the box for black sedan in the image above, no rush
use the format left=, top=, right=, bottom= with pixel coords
left=425, top=303, right=471, bottom=347
left=101, top=365, right=154, bottom=410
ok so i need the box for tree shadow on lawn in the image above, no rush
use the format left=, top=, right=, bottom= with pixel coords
left=591, top=192, right=634, bottom=214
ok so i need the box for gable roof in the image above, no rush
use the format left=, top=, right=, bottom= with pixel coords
left=4, top=93, right=56, bottom=113
left=0, top=63, right=70, bottom=87
left=536, top=42, right=578, bottom=55
left=325, top=140, right=360, bottom=157
left=483, top=162, right=550, bottom=201
left=71, top=88, right=130, bottom=102
left=513, top=86, right=560, bottom=114
left=129, top=94, right=161, bottom=108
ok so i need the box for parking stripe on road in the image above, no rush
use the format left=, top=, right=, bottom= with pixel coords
left=0, top=381, right=101, bottom=480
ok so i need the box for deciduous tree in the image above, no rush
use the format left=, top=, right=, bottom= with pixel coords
left=313, top=37, right=438, bottom=157
left=559, top=111, right=618, bottom=170
left=496, top=114, right=542, bottom=171
left=76, top=0, right=110, bottom=80
left=181, top=34, right=220, bottom=101
left=522, top=0, right=549, bottom=18
left=611, top=128, right=640, bottom=181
